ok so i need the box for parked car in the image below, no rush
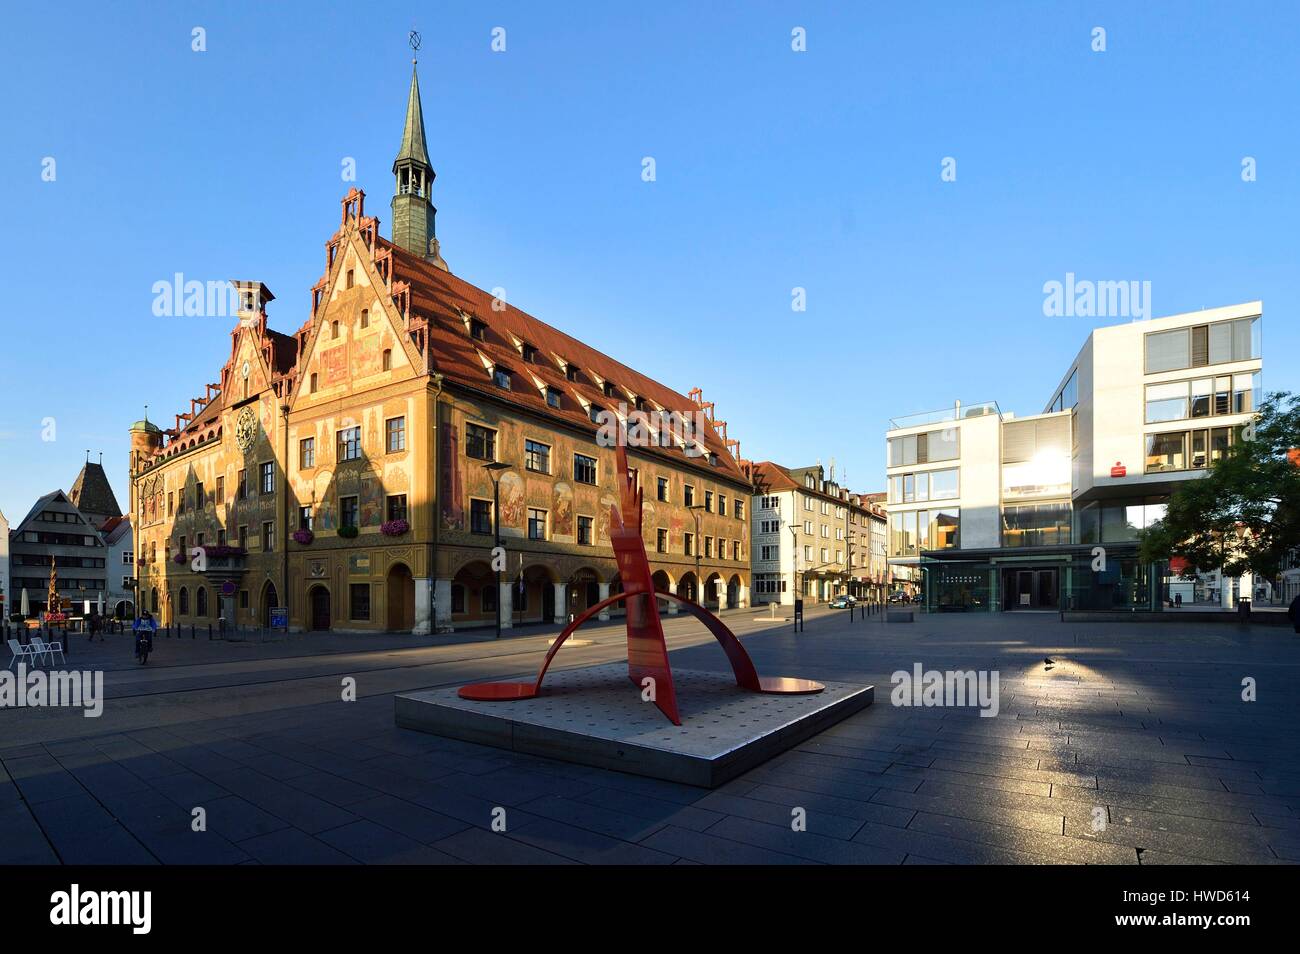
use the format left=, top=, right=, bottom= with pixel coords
left=829, top=595, right=856, bottom=609
left=888, top=592, right=912, bottom=604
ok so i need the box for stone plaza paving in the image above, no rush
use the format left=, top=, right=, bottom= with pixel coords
left=2, top=607, right=1297, bottom=865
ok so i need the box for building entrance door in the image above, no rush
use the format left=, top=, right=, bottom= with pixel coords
left=1004, top=568, right=1059, bottom=610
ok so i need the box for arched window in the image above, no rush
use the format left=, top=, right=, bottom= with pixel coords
left=196, top=587, right=208, bottom=617
left=382, top=349, right=392, bottom=372
left=179, top=587, right=189, bottom=615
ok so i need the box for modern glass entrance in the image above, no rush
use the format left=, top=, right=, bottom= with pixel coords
left=1002, top=567, right=1059, bottom=610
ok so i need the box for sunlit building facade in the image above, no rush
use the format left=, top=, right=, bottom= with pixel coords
left=886, top=302, right=1264, bottom=612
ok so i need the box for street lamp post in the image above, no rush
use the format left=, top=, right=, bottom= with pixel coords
left=687, top=503, right=704, bottom=604
left=483, top=461, right=512, bottom=639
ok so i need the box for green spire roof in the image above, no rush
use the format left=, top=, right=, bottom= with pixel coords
left=394, top=63, right=432, bottom=171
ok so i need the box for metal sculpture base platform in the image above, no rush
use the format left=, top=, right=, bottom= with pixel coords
left=395, top=663, right=873, bottom=788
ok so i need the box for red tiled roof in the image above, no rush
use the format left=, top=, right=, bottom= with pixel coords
left=380, top=236, right=746, bottom=482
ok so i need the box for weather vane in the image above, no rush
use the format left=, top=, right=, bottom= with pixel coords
left=409, top=30, right=421, bottom=64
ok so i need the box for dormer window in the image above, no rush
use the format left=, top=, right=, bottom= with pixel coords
left=709, top=452, right=720, bottom=467
left=470, top=319, right=487, bottom=341
left=634, top=396, right=647, bottom=411
left=546, top=387, right=562, bottom=409
left=588, top=403, right=603, bottom=424
left=566, top=363, right=580, bottom=382
left=493, top=367, right=512, bottom=390
left=522, top=344, right=538, bottom=363
left=602, top=380, right=615, bottom=398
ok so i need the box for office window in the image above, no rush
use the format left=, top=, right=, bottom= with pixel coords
left=525, top=439, right=551, bottom=474
left=657, top=476, right=669, bottom=501
left=299, top=437, right=315, bottom=469
left=470, top=498, right=493, bottom=535
left=657, top=528, right=668, bottom=553
left=1145, top=432, right=1186, bottom=473
left=1145, top=328, right=1190, bottom=374
left=465, top=423, right=496, bottom=461
left=350, top=583, right=371, bottom=621
left=1001, top=502, right=1070, bottom=548
left=577, top=515, right=593, bottom=546
left=262, top=521, right=275, bottom=552
left=340, top=496, right=359, bottom=529
left=528, top=508, right=547, bottom=541
left=387, top=494, right=408, bottom=522
left=386, top=417, right=406, bottom=453
left=573, top=453, right=597, bottom=485
left=337, top=427, right=361, bottom=462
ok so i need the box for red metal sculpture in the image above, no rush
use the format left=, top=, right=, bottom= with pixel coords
left=459, top=442, right=823, bottom=724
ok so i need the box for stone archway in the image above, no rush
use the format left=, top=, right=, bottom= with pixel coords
left=704, top=572, right=723, bottom=610
left=387, top=563, right=415, bottom=632
left=727, top=574, right=743, bottom=610
left=677, top=571, right=698, bottom=603
left=308, top=584, right=331, bottom=632
left=260, top=581, right=279, bottom=628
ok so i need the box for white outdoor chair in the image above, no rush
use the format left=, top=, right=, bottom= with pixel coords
left=7, top=638, right=43, bottom=670
left=32, top=637, right=66, bottom=666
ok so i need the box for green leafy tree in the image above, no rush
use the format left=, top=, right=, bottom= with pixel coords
left=1139, top=391, right=1300, bottom=579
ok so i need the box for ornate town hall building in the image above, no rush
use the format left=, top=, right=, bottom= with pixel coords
left=129, top=64, right=751, bottom=634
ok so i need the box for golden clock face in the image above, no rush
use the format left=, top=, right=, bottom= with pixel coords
left=235, top=407, right=258, bottom=451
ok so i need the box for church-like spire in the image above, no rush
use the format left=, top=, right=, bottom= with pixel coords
left=391, top=37, right=448, bottom=270
left=395, top=64, right=432, bottom=169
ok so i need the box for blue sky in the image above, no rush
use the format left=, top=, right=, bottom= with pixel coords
left=1, top=1, right=1297, bottom=525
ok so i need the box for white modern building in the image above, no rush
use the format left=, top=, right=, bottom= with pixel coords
left=885, top=302, right=1263, bottom=612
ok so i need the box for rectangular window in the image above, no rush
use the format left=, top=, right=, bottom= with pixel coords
left=657, top=477, right=669, bottom=501
left=349, top=583, right=371, bottom=621
left=216, top=476, right=225, bottom=501
left=1145, top=327, right=1190, bottom=373
left=528, top=508, right=547, bottom=541
left=1145, top=432, right=1186, bottom=473
left=525, top=439, right=551, bottom=474
left=260, top=462, right=274, bottom=495
left=300, top=437, right=315, bottom=469
left=684, top=485, right=695, bottom=507
left=546, top=387, right=562, bottom=409
left=704, top=537, right=713, bottom=558
left=299, top=506, right=313, bottom=531
left=470, top=498, right=493, bottom=535
left=657, top=528, right=668, bottom=553
left=337, top=427, right=361, bottom=462
left=340, top=496, right=359, bottom=529
left=705, top=491, right=714, bottom=513
left=1191, top=377, right=1212, bottom=418
left=238, top=469, right=247, bottom=499
left=577, top=515, right=593, bottom=545
left=167, top=492, right=174, bottom=516
left=573, top=454, right=597, bottom=485
left=238, top=526, right=247, bottom=550
left=734, top=499, right=744, bottom=519
left=262, top=521, right=275, bottom=552
left=386, top=494, right=408, bottom=522
left=386, top=417, right=406, bottom=453
left=684, top=532, right=694, bottom=556
left=465, top=423, right=496, bottom=461
left=1145, top=381, right=1189, bottom=423
left=195, top=481, right=205, bottom=508
left=493, top=368, right=511, bottom=389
